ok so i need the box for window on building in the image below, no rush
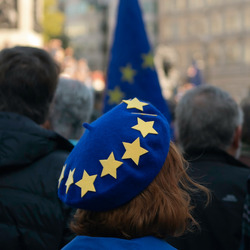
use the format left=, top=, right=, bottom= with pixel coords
left=161, top=0, right=175, bottom=13
left=177, top=46, right=188, bottom=68
left=211, top=12, right=223, bottom=35
left=188, top=16, right=208, bottom=37
left=158, top=1, right=168, bottom=15
left=176, top=0, right=187, bottom=10
left=205, top=0, right=221, bottom=6
left=207, top=42, right=221, bottom=66
left=0, top=0, right=18, bottom=29
left=33, top=0, right=42, bottom=32
left=142, top=1, right=157, bottom=14
left=188, top=0, right=204, bottom=9
left=225, top=41, right=242, bottom=63
left=244, top=7, right=250, bottom=30
left=225, top=10, right=241, bottom=33
left=244, top=39, right=250, bottom=64
left=178, top=18, right=187, bottom=39
left=162, top=19, right=174, bottom=40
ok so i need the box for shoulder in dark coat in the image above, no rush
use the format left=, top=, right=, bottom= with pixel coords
left=0, top=112, right=75, bottom=250
left=167, top=148, right=250, bottom=250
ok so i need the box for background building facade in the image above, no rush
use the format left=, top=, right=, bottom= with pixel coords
left=62, top=0, right=108, bottom=70
left=62, top=0, right=159, bottom=71
left=0, top=0, right=43, bottom=49
left=158, top=0, right=250, bottom=101
left=1, top=0, right=249, bottom=102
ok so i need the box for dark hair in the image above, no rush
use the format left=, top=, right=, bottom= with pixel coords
left=0, top=46, right=60, bottom=124
left=70, top=142, right=210, bottom=239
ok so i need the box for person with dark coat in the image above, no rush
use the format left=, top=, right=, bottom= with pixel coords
left=168, top=85, right=250, bottom=250
left=0, top=46, right=74, bottom=250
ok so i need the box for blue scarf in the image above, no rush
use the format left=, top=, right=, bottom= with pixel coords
left=62, top=236, right=176, bottom=250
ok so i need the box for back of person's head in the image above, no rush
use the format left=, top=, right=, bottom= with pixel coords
left=175, top=85, right=243, bottom=152
left=0, top=46, right=59, bottom=124
left=240, top=95, right=250, bottom=145
left=58, top=98, right=209, bottom=239
left=49, top=77, right=94, bottom=140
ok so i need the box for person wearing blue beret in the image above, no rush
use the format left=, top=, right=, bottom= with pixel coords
left=58, top=98, right=210, bottom=249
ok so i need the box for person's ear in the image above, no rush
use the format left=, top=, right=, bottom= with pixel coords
left=232, top=126, right=242, bottom=149
left=41, top=120, right=51, bottom=130
left=227, top=126, right=242, bottom=158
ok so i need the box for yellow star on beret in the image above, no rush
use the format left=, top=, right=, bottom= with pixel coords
left=65, top=168, right=76, bottom=194
left=122, top=137, right=148, bottom=165
left=75, top=170, right=97, bottom=198
left=123, top=98, right=148, bottom=111
left=132, top=117, right=158, bottom=138
left=100, top=152, right=123, bottom=179
left=58, top=164, right=66, bottom=188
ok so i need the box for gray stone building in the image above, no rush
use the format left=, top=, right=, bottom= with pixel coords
left=61, top=0, right=108, bottom=70
left=62, top=0, right=159, bottom=71
left=158, top=0, right=250, bottom=101
left=0, top=0, right=43, bottom=49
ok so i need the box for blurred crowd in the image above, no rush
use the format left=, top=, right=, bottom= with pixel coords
left=0, top=44, right=249, bottom=250
left=44, top=39, right=106, bottom=122
left=44, top=39, right=93, bottom=87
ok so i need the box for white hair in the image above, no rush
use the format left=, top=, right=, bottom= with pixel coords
left=49, top=77, right=94, bottom=140
left=175, top=85, right=243, bottom=152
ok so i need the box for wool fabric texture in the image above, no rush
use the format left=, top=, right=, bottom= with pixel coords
left=58, top=98, right=171, bottom=211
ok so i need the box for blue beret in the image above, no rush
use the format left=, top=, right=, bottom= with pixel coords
left=58, top=98, right=171, bottom=211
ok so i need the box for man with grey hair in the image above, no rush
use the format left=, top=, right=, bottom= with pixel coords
left=168, top=85, right=250, bottom=250
left=48, top=77, right=94, bottom=145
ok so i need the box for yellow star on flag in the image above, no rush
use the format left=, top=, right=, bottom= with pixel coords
left=58, top=164, right=66, bottom=188
left=122, top=138, right=148, bottom=165
left=65, top=168, right=76, bottom=194
left=100, top=152, right=123, bottom=179
left=108, top=86, right=125, bottom=105
left=123, top=98, right=148, bottom=111
left=75, top=170, right=97, bottom=198
left=142, top=52, right=155, bottom=69
left=132, top=118, right=158, bottom=138
left=120, top=64, right=137, bottom=83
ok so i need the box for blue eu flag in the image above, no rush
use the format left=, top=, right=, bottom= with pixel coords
left=103, top=0, right=171, bottom=122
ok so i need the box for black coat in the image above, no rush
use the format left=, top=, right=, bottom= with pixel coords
left=242, top=175, right=250, bottom=250
left=167, top=148, right=250, bottom=250
left=0, top=112, right=75, bottom=250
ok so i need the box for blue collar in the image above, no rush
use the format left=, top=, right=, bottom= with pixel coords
left=62, top=236, right=176, bottom=250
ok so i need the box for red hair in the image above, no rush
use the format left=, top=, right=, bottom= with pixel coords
left=70, top=141, right=209, bottom=238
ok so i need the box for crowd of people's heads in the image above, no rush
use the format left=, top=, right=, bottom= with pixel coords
left=0, top=44, right=249, bottom=250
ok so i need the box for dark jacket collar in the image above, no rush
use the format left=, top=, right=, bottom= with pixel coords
left=184, top=147, right=248, bottom=169
left=0, top=112, right=73, bottom=169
